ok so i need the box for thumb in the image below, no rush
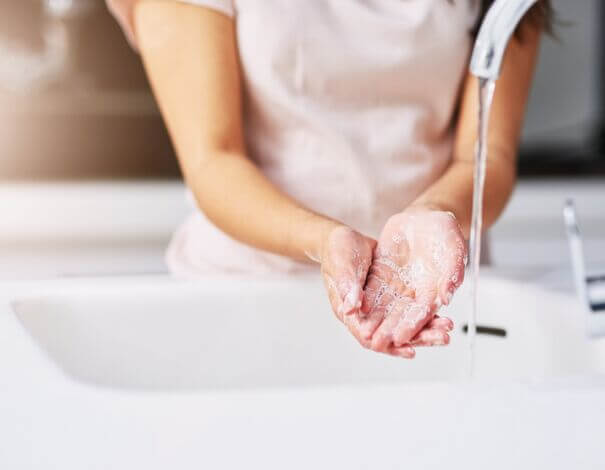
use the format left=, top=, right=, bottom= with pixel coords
left=340, top=282, right=362, bottom=316
left=340, top=244, right=374, bottom=316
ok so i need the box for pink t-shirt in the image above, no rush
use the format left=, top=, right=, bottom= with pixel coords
left=166, top=0, right=480, bottom=277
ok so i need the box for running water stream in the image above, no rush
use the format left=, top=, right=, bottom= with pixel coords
left=467, top=78, right=496, bottom=376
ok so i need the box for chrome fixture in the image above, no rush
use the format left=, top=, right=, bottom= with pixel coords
left=564, top=200, right=605, bottom=338
left=470, top=0, right=540, bottom=80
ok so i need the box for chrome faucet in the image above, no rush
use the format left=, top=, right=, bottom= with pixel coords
left=470, top=1, right=605, bottom=338
left=564, top=201, right=605, bottom=338
left=470, top=0, right=540, bottom=80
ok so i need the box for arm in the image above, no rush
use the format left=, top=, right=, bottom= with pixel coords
left=134, top=0, right=340, bottom=262
left=413, top=20, right=543, bottom=237
left=106, top=0, right=139, bottom=48
left=135, top=0, right=410, bottom=354
left=134, top=0, right=450, bottom=357
left=359, top=21, right=543, bottom=352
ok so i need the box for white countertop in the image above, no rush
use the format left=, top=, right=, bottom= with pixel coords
left=0, top=178, right=603, bottom=280
left=1, top=283, right=605, bottom=470
left=0, top=272, right=604, bottom=468
left=2, top=375, right=605, bottom=470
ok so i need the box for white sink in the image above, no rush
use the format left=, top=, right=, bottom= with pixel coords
left=2, top=182, right=605, bottom=469
left=3, top=273, right=605, bottom=470
left=10, top=273, right=605, bottom=390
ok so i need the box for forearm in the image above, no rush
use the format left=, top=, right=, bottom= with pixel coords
left=185, top=150, right=340, bottom=262
left=416, top=19, right=541, bottom=238
left=412, top=156, right=515, bottom=239
left=135, top=0, right=339, bottom=262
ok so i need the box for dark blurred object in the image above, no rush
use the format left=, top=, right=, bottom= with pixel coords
left=519, top=0, right=605, bottom=177
left=519, top=145, right=605, bottom=177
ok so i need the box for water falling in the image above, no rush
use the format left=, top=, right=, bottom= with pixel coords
left=467, top=78, right=496, bottom=377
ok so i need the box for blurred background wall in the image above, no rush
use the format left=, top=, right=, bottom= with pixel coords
left=520, top=0, right=603, bottom=175
left=0, top=0, right=601, bottom=181
left=523, top=0, right=599, bottom=146
left=0, top=0, right=179, bottom=180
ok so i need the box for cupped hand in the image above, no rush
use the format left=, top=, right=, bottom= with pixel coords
left=361, top=207, right=467, bottom=353
left=320, top=226, right=375, bottom=320
left=320, top=224, right=457, bottom=358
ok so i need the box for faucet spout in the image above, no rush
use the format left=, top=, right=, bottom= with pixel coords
left=470, top=0, right=540, bottom=80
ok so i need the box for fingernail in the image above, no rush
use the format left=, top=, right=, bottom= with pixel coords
left=435, top=333, right=449, bottom=345
left=401, top=347, right=415, bottom=359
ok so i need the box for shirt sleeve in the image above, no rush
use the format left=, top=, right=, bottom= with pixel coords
left=174, top=0, right=235, bottom=18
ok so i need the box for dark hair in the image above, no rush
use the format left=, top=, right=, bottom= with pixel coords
left=473, top=0, right=554, bottom=36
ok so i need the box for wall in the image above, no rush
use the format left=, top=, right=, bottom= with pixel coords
left=0, top=0, right=179, bottom=180
left=0, top=0, right=600, bottom=180
left=522, top=0, right=600, bottom=147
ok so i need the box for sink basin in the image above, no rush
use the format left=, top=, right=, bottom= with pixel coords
left=10, top=273, right=605, bottom=390
left=3, top=273, right=605, bottom=470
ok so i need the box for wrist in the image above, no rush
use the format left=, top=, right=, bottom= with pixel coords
left=408, top=199, right=459, bottom=219
left=408, top=199, right=469, bottom=240
left=301, top=217, right=344, bottom=264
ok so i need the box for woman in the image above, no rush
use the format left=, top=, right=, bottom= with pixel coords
left=107, top=0, right=550, bottom=358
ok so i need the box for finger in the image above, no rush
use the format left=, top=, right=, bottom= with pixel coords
left=359, top=277, right=393, bottom=340
left=366, top=256, right=413, bottom=301
left=370, top=302, right=403, bottom=352
left=378, top=217, right=410, bottom=266
left=344, top=244, right=374, bottom=316
left=392, top=302, right=434, bottom=347
left=342, top=315, right=373, bottom=350
left=361, top=240, right=412, bottom=314
left=339, top=257, right=373, bottom=317
left=324, top=273, right=362, bottom=318
left=340, top=282, right=362, bottom=317
left=355, top=240, right=375, bottom=284
left=410, top=328, right=450, bottom=347
left=439, top=230, right=467, bottom=305
left=357, top=308, right=386, bottom=341
left=439, top=266, right=464, bottom=306
left=322, top=273, right=344, bottom=322
left=360, top=255, right=414, bottom=339
left=344, top=309, right=384, bottom=348
left=427, top=316, right=454, bottom=332
left=345, top=319, right=415, bottom=359
left=361, top=279, right=378, bottom=315
left=361, top=262, right=393, bottom=314
left=386, top=344, right=415, bottom=359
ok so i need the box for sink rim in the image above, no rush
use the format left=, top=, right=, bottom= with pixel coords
left=4, top=271, right=592, bottom=393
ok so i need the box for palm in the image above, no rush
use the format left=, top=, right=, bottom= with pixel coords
left=321, top=223, right=460, bottom=358
left=362, top=208, right=467, bottom=351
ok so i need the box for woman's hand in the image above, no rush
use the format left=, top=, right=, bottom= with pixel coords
left=320, top=225, right=375, bottom=320
left=320, top=224, right=457, bottom=359
left=361, top=207, right=467, bottom=354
